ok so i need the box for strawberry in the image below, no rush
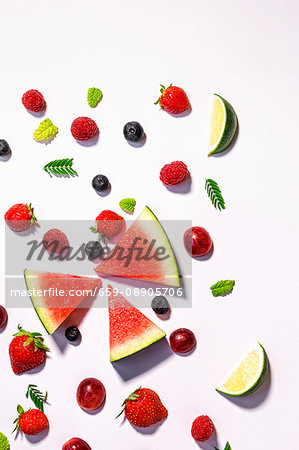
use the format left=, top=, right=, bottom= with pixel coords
left=117, top=387, right=168, bottom=428
left=92, top=210, right=125, bottom=239
left=155, top=84, right=190, bottom=114
left=9, top=325, right=50, bottom=375
left=13, top=405, right=49, bottom=435
left=4, top=203, right=37, bottom=232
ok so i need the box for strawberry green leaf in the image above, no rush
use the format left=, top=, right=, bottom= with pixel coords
left=87, top=87, right=103, bottom=107
left=210, top=280, right=235, bottom=297
left=119, top=198, right=136, bottom=214
left=33, top=118, right=58, bottom=142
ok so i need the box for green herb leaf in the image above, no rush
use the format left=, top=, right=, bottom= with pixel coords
left=90, top=226, right=98, bottom=234
left=0, top=432, right=10, bottom=449
left=87, top=87, right=103, bottom=107
left=210, top=280, right=235, bottom=297
left=43, top=158, right=78, bottom=177
left=215, top=443, right=232, bottom=450
left=205, top=178, right=226, bottom=211
left=26, top=385, right=48, bottom=413
left=33, top=118, right=58, bottom=142
left=119, top=198, right=136, bottom=213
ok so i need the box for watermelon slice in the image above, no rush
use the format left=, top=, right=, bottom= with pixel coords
left=108, top=285, right=166, bottom=361
left=95, top=206, right=180, bottom=287
left=24, top=268, right=102, bottom=334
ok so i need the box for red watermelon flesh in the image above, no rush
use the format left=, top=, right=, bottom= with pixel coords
left=108, top=285, right=166, bottom=361
left=24, top=268, right=102, bottom=334
left=95, top=206, right=180, bottom=287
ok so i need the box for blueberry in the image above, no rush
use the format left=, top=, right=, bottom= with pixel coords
left=151, top=295, right=170, bottom=315
left=0, top=140, right=10, bottom=156
left=92, top=175, right=109, bottom=192
left=123, top=121, right=144, bottom=142
left=85, top=240, right=103, bottom=260
left=65, top=326, right=81, bottom=342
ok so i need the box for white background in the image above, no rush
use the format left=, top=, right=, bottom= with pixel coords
left=0, top=0, right=298, bottom=449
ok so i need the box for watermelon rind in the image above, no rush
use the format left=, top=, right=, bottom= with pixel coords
left=110, top=327, right=166, bottom=362
left=24, top=268, right=101, bottom=335
left=96, top=205, right=180, bottom=287
left=108, top=286, right=166, bottom=362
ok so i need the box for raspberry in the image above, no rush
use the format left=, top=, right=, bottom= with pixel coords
left=22, top=90, right=46, bottom=112
left=160, top=161, right=190, bottom=186
left=43, top=229, right=69, bottom=256
left=191, top=415, right=214, bottom=442
left=96, top=210, right=124, bottom=239
left=71, top=117, right=98, bottom=141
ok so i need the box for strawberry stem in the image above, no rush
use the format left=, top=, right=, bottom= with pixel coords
left=115, top=386, right=141, bottom=419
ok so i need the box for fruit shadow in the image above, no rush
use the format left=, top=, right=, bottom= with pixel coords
left=218, top=360, right=272, bottom=409
left=75, top=132, right=99, bottom=147
left=193, top=243, right=214, bottom=261
left=196, top=429, right=219, bottom=449
left=112, top=337, right=173, bottom=381
left=209, top=122, right=239, bottom=158
left=9, top=222, right=40, bottom=237
left=80, top=396, right=106, bottom=416
left=51, top=294, right=98, bottom=353
left=94, top=184, right=111, bottom=197
left=168, top=106, right=192, bottom=118
left=36, top=135, right=57, bottom=145
left=27, top=108, right=46, bottom=118
left=165, top=176, right=192, bottom=194
left=132, top=417, right=167, bottom=435
left=127, top=134, right=147, bottom=148
left=25, top=426, right=49, bottom=443
left=0, top=151, right=12, bottom=162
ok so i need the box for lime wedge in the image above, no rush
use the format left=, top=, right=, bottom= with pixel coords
left=208, top=94, right=237, bottom=156
left=216, top=342, right=268, bottom=396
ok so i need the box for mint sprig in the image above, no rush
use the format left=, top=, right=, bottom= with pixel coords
left=210, top=280, right=235, bottom=297
left=26, top=385, right=48, bottom=412
left=205, top=178, right=226, bottom=211
left=43, top=158, right=78, bottom=177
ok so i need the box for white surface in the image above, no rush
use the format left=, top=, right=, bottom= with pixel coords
left=0, top=0, right=299, bottom=449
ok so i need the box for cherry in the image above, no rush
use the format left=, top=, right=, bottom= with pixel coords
left=169, top=328, right=196, bottom=354
left=183, top=227, right=213, bottom=257
left=77, top=378, right=106, bottom=411
left=0, top=306, right=8, bottom=328
left=62, top=437, right=91, bottom=450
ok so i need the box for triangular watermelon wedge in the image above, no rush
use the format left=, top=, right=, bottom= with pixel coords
left=95, top=206, right=180, bottom=287
left=24, top=268, right=102, bottom=334
left=108, top=285, right=166, bottom=362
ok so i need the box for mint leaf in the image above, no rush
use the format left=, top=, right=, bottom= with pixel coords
left=87, top=87, right=103, bottom=107
left=119, top=198, right=136, bottom=213
left=33, top=118, right=58, bottom=142
left=210, top=280, right=235, bottom=297
left=0, top=432, right=10, bottom=449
